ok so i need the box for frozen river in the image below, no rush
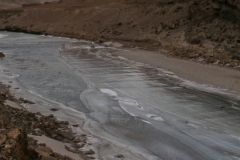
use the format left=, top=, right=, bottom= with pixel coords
left=0, top=32, right=240, bottom=160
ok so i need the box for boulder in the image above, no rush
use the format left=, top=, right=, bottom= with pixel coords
left=0, top=52, right=5, bottom=57
left=35, top=146, right=53, bottom=156
left=156, top=25, right=163, bottom=34
left=212, top=3, right=222, bottom=10
left=57, top=129, right=74, bottom=140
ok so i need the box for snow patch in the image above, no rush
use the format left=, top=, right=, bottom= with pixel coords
left=146, top=114, right=164, bottom=121
left=142, top=120, right=151, bottom=124
left=100, top=88, right=118, bottom=97
left=0, top=34, right=7, bottom=38
left=119, top=98, right=139, bottom=107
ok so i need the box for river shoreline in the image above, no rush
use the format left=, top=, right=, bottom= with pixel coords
left=1, top=31, right=240, bottom=160
left=113, top=48, right=240, bottom=96
left=1, top=1, right=240, bottom=159
left=2, top=29, right=240, bottom=96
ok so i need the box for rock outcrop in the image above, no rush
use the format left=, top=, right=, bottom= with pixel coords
left=0, top=128, right=33, bottom=160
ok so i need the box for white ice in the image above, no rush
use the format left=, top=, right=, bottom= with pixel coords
left=146, top=114, right=164, bottom=121
left=100, top=88, right=118, bottom=97
left=0, top=34, right=7, bottom=38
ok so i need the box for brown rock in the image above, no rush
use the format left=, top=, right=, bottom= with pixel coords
left=156, top=25, right=163, bottom=34
left=0, top=134, right=6, bottom=145
left=84, top=149, right=95, bottom=155
left=62, top=121, right=69, bottom=125
left=98, top=39, right=104, bottom=43
left=50, top=108, right=59, bottom=111
left=237, top=3, right=240, bottom=10
left=0, top=52, right=5, bottom=58
left=57, top=129, right=74, bottom=140
left=168, top=22, right=176, bottom=29
left=226, top=0, right=235, bottom=6
left=115, top=154, right=124, bottom=158
left=212, top=3, right=222, bottom=10
left=76, top=143, right=84, bottom=148
left=19, top=98, right=34, bottom=104
left=232, top=54, right=240, bottom=60
left=35, top=146, right=53, bottom=156
left=218, top=0, right=226, bottom=2
left=0, top=112, right=11, bottom=128
left=189, top=53, right=200, bottom=59
left=72, top=124, right=79, bottom=127
left=41, top=155, right=57, bottom=160
left=48, top=114, right=54, bottom=118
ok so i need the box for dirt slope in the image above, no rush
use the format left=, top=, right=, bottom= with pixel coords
left=0, top=0, right=240, bottom=68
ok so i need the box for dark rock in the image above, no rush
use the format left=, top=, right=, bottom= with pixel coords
left=57, top=130, right=74, bottom=140
left=98, top=39, right=104, bottom=43
left=61, top=121, right=69, bottom=125
left=84, top=149, right=95, bottom=155
left=40, top=155, right=56, bottom=160
left=168, top=22, right=176, bottom=29
left=0, top=52, right=5, bottom=58
left=189, top=37, right=201, bottom=44
left=81, top=134, right=87, bottom=137
left=0, top=134, right=6, bottom=145
left=50, top=108, right=58, bottom=112
left=48, top=114, right=54, bottom=118
left=19, top=98, right=35, bottom=104
left=189, top=53, right=200, bottom=58
left=115, top=154, right=124, bottom=158
left=76, top=143, right=84, bottom=148
left=212, top=3, right=222, bottom=10
left=232, top=54, right=240, bottom=60
left=117, top=22, right=122, bottom=26
left=0, top=112, right=11, bottom=128
left=156, top=25, right=163, bottom=34
left=35, top=146, right=53, bottom=156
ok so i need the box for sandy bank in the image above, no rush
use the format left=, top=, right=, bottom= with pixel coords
left=113, top=49, right=240, bottom=95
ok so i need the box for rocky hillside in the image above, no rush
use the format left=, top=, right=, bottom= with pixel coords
left=0, top=0, right=240, bottom=68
